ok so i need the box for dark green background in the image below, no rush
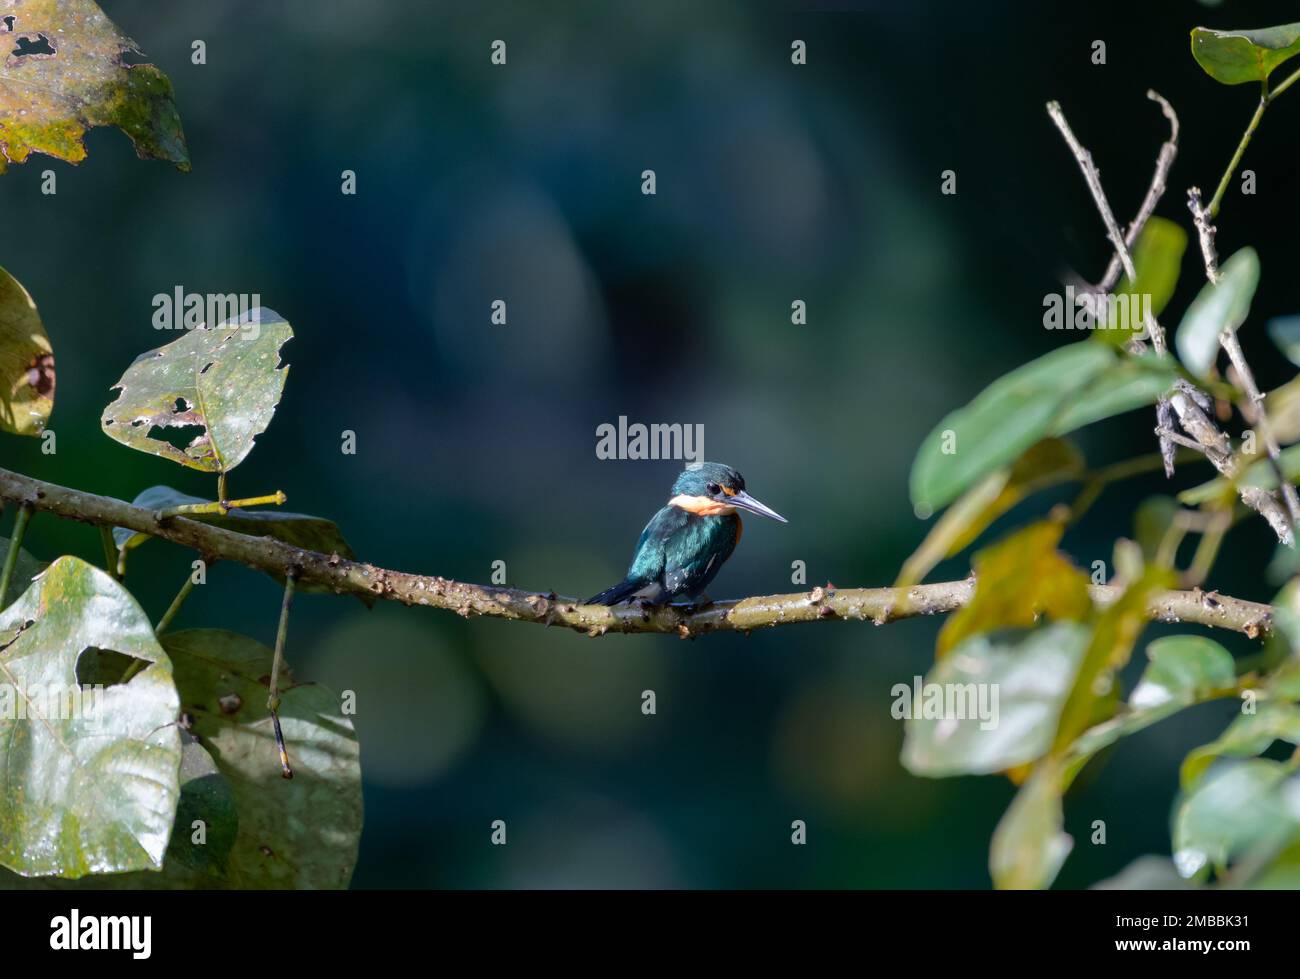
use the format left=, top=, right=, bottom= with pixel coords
left=4, top=0, right=1298, bottom=887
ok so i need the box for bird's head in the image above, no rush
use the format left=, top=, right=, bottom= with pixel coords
left=668, top=462, right=787, bottom=522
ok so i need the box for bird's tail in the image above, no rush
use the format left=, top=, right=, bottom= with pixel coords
left=585, top=578, right=642, bottom=606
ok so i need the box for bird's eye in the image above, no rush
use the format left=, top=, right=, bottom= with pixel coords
left=706, top=482, right=721, bottom=495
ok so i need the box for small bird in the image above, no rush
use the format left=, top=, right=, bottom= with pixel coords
left=587, top=462, right=786, bottom=606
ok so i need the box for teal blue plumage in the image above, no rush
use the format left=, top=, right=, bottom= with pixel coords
left=587, top=462, right=785, bottom=605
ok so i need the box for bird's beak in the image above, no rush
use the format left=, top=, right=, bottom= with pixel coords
left=730, top=490, right=787, bottom=523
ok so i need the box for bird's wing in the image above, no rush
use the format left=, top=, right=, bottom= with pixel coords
left=625, top=505, right=687, bottom=583
left=663, top=513, right=739, bottom=598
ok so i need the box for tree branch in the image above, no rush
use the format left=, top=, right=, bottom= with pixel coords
left=0, top=466, right=1274, bottom=639
left=1046, top=97, right=1177, bottom=474
left=1094, top=90, right=1180, bottom=296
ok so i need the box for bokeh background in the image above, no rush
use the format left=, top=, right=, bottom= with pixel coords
left=4, top=0, right=1300, bottom=887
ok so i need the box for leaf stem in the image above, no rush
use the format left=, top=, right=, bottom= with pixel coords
left=155, top=490, right=286, bottom=520
left=155, top=575, right=198, bottom=636
left=1208, top=88, right=1268, bottom=219
left=98, top=525, right=119, bottom=580
left=1270, top=64, right=1300, bottom=101
left=121, top=571, right=203, bottom=684
left=269, top=571, right=297, bottom=779
left=0, top=503, right=33, bottom=609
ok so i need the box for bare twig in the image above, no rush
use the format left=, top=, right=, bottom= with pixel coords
left=1095, top=90, right=1181, bottom=295
left=0, top=466, right=1274, bottom=639
left=1050, top=100, right=1294, bottom=546
left=1187, top=186, right=1220, bottom=281
left=1226, top=346, right=1300, bottom=533
left=1188, top=181, right=1299, bottom=540
left=1047, top=98, right=1177, bottom=473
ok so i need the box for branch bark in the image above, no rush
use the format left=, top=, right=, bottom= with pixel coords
left=0, top=466, right=1274, bottom=639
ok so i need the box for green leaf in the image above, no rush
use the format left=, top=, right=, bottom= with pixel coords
left=1191, top=22, right=1300, bottom=86
left=0, top=731, right=239, bottom=890
left=1268, top=315, right=1300, bottom=368
left=990, top=763, right=1072, bottom=890
left=1107, top=216, right=1187, bottom=331
left=1092, top=855, right=1195, bottom=890
left=896, top=438, right=1083, bottom=587
left=101, top=310, right=292, bottom=473
left=167, top=731, right=239, bottom=877
left=937, top=521, right=1091, bottom=657
left=0, top=264, right=54, bottom=436
left=1134, top=496, right=1181, bottom=561
left=1181, top=702, right=1300, bottom=789
left=0, top=556, right=181, bottom=878
left=1265, top=374, right=1300, bottom=446
left=1173, top=759, right=1295, bottom=880
left=113, top=485, right=357, bottom=594
left=0, top=0, right=189, bottom=173
left=902, top=622, right=1089, bottom=777
left=1063, top=637, right=1237, bottom=786
left=910, top=343, right=1114, bottom=512
left=1129, top=636, right=1237, bottom=710
left=1048, top=352, right=1180, bottom=434
left=160, top=629, right=362, bottom=888
left=1053, top=567, right=1172, bottom=755
left=1175, top=247, right=1260, bottom=378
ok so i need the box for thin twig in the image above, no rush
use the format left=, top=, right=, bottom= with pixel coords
left=1208, top=88, right=1268, bottom=220
left=1188, top=186, right=1220, bottom=280
left=1094, top=90, right=1181, bottom=295
left=1047, top=97, right=1177, bottom=476
left=1225, top=345, right=1300, bottom=534
left=156, top=491, right=286, bottom=520
left=269, top=572, right=296, bottom=780
left=0, top=502, right=33, bottom=608
left=156, top=575, right=198, bottom=635
left=98, top=525, right=119, bottom=580
left=0, top=466, right=1275, bottom=639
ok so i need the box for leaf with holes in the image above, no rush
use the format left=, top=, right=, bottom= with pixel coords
left=0, top=264, right=54, bottom=435
left=160, top=629, right=362, bottom=888
left=0, top=556, right=182, bottom=878
left=1191, top=22, right=1300, bottom=86
left=0, top=0, right=188, bottom=173
left=113, top=485, right=358, bottom=595
left=101, top=310, right=291, bottom=473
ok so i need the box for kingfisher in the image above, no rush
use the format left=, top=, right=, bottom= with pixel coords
left=586, top=462, right=787, bottom=606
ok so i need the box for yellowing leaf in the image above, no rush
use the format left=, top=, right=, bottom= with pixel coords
left=0, top=0, right=189, bottom=173
left=0, top=264, right=53, bottom=435
left=1052, top=566, right=1173, bottom=756
left=897, top=439, right=1082, bottom=588
left=937, top=521, right=1091, bottom=657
